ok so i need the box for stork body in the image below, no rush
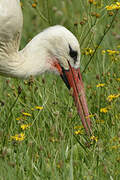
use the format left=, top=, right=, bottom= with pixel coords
left=0, top=0, right=91, bottom=134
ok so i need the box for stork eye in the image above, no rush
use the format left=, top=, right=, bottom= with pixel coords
left=69, top=45, right=78, bottom=63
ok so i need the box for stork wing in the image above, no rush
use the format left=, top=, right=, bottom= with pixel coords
left=0, top=0, right=23, bottom=50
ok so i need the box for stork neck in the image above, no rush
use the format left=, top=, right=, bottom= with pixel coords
left=0, top=43, right=22, bottom=78
left=0, top=35, right=51, bottom=79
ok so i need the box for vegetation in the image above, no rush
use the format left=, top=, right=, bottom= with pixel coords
left=0, top=0, right=120, bottom=179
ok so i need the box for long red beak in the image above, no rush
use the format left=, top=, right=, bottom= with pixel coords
left=60, top=62, right=92, bottom=135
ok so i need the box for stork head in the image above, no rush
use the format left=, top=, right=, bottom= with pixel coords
left=43, top=26, right=91, bottom=134
left=43, top=26, right=80, bottom=73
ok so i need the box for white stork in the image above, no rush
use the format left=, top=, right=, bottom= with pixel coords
left=0, top=0, right=91, bottom=134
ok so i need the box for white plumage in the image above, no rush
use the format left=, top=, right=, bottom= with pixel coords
left=0, top=0, right=80, bottom=78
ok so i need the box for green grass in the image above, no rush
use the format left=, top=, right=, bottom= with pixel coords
left=0, top=0, right=120, bottom=179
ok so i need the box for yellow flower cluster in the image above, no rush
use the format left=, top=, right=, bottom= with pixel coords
left=35, top=106, right=43, bottom=110
left=11, top=133, right=25, bottom=141
left=102, top=49, right=120, bottom=55
left=74, top=125, right=84, bottom=135
left=106, top=2, right=120, bottom=10
left=102, top=49, right=119, bottom=55
left=16, top=116, right=26, bottom=121
left=21, top=124, right=31, bottom=130
left=31, top=106, right=43, bottom=111
left=107, top=50, right=119, bottom=56
left=96, top=83, right=105, bottom=87
left=83, top=48, right=94, bottom=56
left=100, top=107, right=108, bottom=113
left=11, top=105, right=43, bottom=141
left=90, top=135, right=98, bottom=142
left=22, top=112, right=32, bottom=117
left=74, top=130, right=83, bottom=135
left=107, top=94, right=120, bottom=102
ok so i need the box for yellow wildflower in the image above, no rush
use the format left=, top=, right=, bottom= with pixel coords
left=90, top=135, right=98, bottom=142
left=21, top=124, right=31, bottom=130
left=83, top=48, right=94, bottom=56
left=74, top=125, right=83, bottom=129
left=100, top=107, right=108, bottom=113
left=32, top=3, right=37, bottom=8
left=116, top=78, right=120, bottom=81
left=16, top=116, right=26, bottom=121
left=74, top=130, right=83, bottom=135
left=16, top=117, right=22, bottom=121
left=106, top=2, right=120, bottom=10
left=22, top=112, right=32, bottom=117
left=102, top=50, right=106, bottom=54
left=96, top=83, right=105, bottom=87
left=107, top=94, right=120, bottom=102
left=11, top=133, right=25, bottom=141
left=35, top=106, right=43, bottom=110
left=107, top=49, right=119, bottom=55
left=31, top=108, right=34, bottom=111
left=86, top=114, right=95, bottom=118
left=116, top=2, right=120, bottom=6
left=74, top=125, right=84, bottom=134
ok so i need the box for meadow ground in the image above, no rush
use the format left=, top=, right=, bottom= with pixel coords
left=0, top=0, right=120, bottom=179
